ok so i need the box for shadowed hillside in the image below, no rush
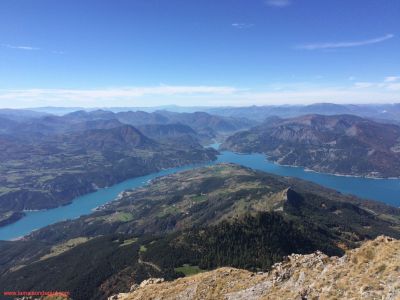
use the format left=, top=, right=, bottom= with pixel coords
left=222, top=114, right=400, bottom=178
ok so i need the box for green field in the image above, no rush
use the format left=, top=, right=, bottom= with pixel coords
left=174, top=264, right=205, bottom=276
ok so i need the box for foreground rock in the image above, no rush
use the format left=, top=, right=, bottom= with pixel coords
left=112, top=236, right=400, bottom=299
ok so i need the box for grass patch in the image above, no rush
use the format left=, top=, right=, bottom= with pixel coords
left=116, top=212, right=134, bottom=222
left=106, top=212, right=134, bottom=223
left=157, top=205, right=180, bottom=218
left=174, top=264, right=205, bottom=276
left=191, top=194, right=207, bottom=202
left=40, top=237, right=91, bottom=260
left=119, top=238, right=138, bottom=247
left=139, top=245, right=147, bottom=253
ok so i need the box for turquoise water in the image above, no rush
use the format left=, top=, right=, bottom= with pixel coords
left=216, top=151, right=400, bottom=208
left=0, top=149, right=399, bottom=240
left=0, top=162, right=213, bottom=241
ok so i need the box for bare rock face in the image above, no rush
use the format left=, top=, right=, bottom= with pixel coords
left=108, top=278, right=165, bottom=300
left=113, top=236, right=400, bottom=300
left=139, top=278, right=165, bottom=288
left=129, top=284, right=139, bottom=292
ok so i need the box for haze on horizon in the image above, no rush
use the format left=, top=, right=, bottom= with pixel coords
left=0, top=0, right=399, bottom=108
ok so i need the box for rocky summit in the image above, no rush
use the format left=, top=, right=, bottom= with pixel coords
left=110, top=236, right=400, bottom=300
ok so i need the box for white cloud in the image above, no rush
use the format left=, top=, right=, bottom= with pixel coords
left=0, top=85, right=240, bottom=108
left=297, top=34, right=394, bottom=50
left=1, top=82, right=399, bottom=108
left=238, top=89, right=399, bottom=105
left=231, top=23, right=254, bottom=29
left=384, top=76, right=400, bottom=82
left=353, top=77, right=400, bottom=91
left=354, top=82, right=375, bottom=89
left=265, top=0, right=291, bottom=7
left=386, top=83, right=400, bottom=91
left=2, top=44, right=40, bottom=51
left=2, top=44, right=65, bottom=54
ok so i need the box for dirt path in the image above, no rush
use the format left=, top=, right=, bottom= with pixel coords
left=138, top=257, right=162, bottom=272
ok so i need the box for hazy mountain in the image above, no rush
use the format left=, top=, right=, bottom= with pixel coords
left=205, top=103, right=400, bottom=123
left=135, top=123, right=209, bottom=146
left=0, top=109, right=255, bottom=143
left=222, top=114, right=400, bottom=178
left=116, top=111, right=169, bottom=125
left=155, top=111, right=255, bottom=132
left=65, top=125, right=157, bottom=150
left=24, top=103, right=400, bottom=123
left=63, top=109, right=117, bottom=122
left=0, top=108, right=50, bottom=121
left=136, top=123, right=197, bottom=138
left=0, top=116, right=20, bottom=134
left=113, top=110, right=256, bottom=141
left=0, top=115, right=123, bottom=140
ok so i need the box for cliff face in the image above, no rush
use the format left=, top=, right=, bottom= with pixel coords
left=111, top=236, right=400, bottom=300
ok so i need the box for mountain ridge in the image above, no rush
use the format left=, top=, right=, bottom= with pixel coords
left=222, top=114, right=400, bottom=178
left=110, top=235, right=400, bottom=300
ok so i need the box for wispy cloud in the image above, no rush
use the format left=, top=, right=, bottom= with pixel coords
left=0, top=85, right=240, bottom=107
left=265, top=0, right=291, bottom=8
left=354, top=76, right=400, bottom=91
left=1, top=82, right=399, bottom=108
left=0, top=85, right=238, bottom=99
left=2, top=44, right=65, bottom=54
left=2, top=44, right=40, bottom=51
left=231, top=23, right=254, bottom=29
left=297, top=33, right=394, bottom=50
left=384, top=76, right=400, bottom=83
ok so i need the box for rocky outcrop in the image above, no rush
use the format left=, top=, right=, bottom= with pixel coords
left=111, top=236, right=400, bottom=299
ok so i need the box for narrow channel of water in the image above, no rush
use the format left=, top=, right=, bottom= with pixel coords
left=1, top=147, right=399, bottom=240
left=0, top=162, right=212, bottom=241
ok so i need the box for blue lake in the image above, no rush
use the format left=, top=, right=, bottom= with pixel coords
left=1, top=149, right=399, bottom=240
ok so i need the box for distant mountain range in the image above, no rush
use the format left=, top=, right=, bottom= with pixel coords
left=0, top=109, right=256, bottom=143
left=1, top=164, right=399, bottom=299
left=222, top=114, right=400, bottom=178
left=21, top=102, right=400, bottom=123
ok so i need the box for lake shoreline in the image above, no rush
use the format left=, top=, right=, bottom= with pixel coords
left=222, top=149, right=400, bottom=180
left=1, top=150, right=400, bottom=241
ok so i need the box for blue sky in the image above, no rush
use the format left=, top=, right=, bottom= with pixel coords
left=0, top=0, right=399, bottom=108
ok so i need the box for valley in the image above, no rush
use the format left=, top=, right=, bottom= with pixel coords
left=0, top=109, right=253, bottom=228
left=2, top=146, right=400, bottom=241
left=1, top=108, right=400, bottom=300
left=0, top=164, right=399, bottom=299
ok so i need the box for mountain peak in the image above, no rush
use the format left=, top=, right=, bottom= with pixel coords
left=110, top=236, right=399, bottom=300
left=68, top=124, right=156, bottom=150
